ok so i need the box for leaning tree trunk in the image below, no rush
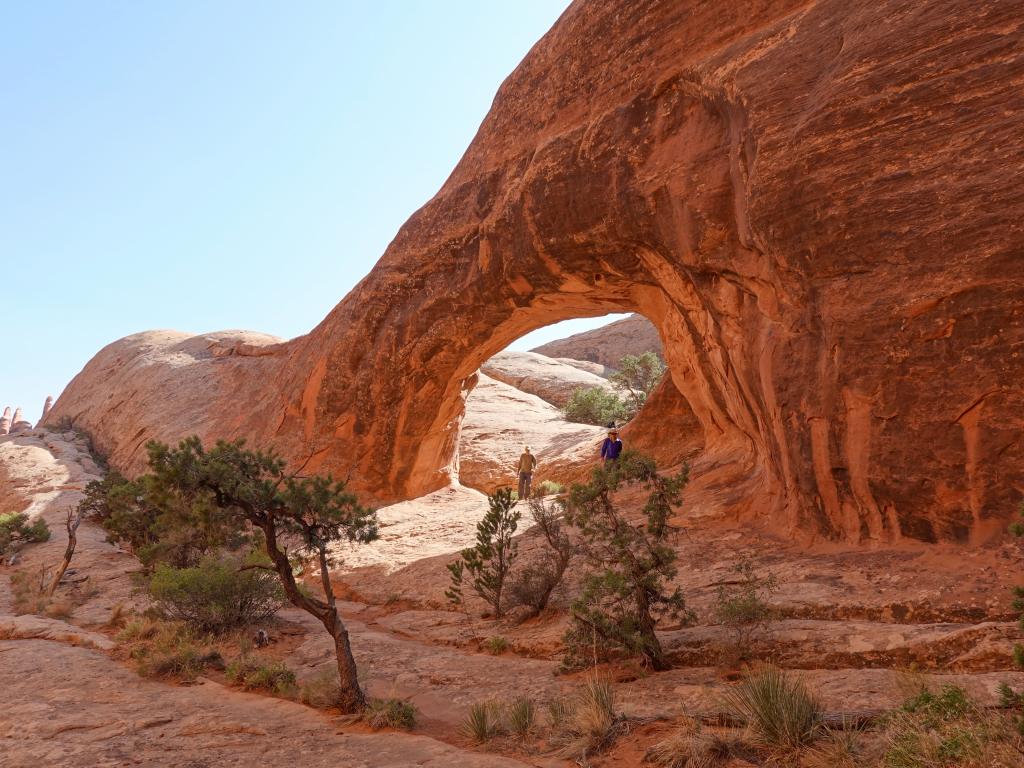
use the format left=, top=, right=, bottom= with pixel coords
left=48, top=508, right=82, bottom=597
left=328, top=615, right=366, bottom=711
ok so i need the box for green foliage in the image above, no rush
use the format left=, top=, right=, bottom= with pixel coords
left=148, top=554, right=285, bottom=633
left=365, top=698, right=417, bottom=730
left=508, top=497, right=574, bottom=616
left=483, top=635, right=509, bottom=654
left=720, top=666, right=820, bottom=750
left=609, top=351, right=665, bottom=416
left=225, top=655, right=297, bottom=696
left=110, top=436, right=378, bottom=712
left=117, top=618, right=221, bottom=683
left=880, top=685, right=1019, bottom=768
left=81, top=468, right=248, bottom=568
left=562, top=451, right=692, bottom=670
left=537, top=480, right=564, bottom=496
left=0, top=511, right=51, bottom=553
left=446, top=488, right=520, bottom=618
left=563, top=386, right=629, bottom=426
left=713, top=558, right=778, bottom=661
left=460, top=701, right=505, bottom=743
left=507, top=697, right=536, bottom=738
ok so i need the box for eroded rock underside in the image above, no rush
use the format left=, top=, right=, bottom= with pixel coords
left=48, top=0, right=1024, bottom=544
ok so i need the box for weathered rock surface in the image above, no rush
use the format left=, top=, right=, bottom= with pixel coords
left=533, top=314, right=663, bottom=367
left=459, top=374, right=605, bottom=493
left=47, top=0, right=1024, bottom=543
left=0, top=406, right=10, bottom=435
left=37, top=395, right=53, bottom=426
left=480, top=349, right=613, bottom=407
left=10, top=407, right=32, bottom=433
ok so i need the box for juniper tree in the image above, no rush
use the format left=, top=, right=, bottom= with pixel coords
left=446, top=488, right=520, bottom=618
left=136, top=437, right=378, bottom=712
left=562, top=450, right=691, bottom=670
left=609, top=352, right=665, bottom=417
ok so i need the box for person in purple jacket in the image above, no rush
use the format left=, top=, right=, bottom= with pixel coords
left=600, top=428, right=623, bottom=462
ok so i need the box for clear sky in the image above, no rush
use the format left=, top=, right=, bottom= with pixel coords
left=1, top=1, right=627, bottom=424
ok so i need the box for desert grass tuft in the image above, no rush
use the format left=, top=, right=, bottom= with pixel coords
left=507, top=697, right=536, bottom=738
left=460, top=701, right=504, bottom=744
left=646, top=720, right=738, bottom=768
left=365, top=698, right=417, bottom=730
left=299, top=669, right=343, bottom=708
left=719, top=665, right=820, bottom=750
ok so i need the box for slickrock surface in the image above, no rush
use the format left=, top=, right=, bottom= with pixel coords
left=47, top=0, right=1024, bottom=544
left=459, top=374, right=605, bottom=492
left=481, top=349, right=613, bottom=407
left=532, top=314, right=663, bottom=368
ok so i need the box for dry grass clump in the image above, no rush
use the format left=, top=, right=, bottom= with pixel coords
left=551, top=676, right=626, bottom=762
left=11, top=568, right=73, bottom=618
left=800, top=728, right=869, bottom=768
left=299, top=669, right=343, bottom=708
left=364, top=698, right=417, bottom=730
left=116, top=617, right=221, bottom=683
left=646, top=720, right=740, bottom=768
left=483, top=635, right=509, bottom=655
left=720, top=665, right=820, bottom=751
left=225, top=654, right=296, bottom=697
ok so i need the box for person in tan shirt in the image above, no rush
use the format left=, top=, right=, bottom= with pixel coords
left=517, top=446, right=537, bottom=501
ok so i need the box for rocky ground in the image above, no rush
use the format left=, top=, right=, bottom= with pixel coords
left=4, top=425, right=1024, bottom=767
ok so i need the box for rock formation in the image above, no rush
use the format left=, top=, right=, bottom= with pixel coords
left=47, top=0, right=1024, bottom=544
left=0, top=407, right=10, bottom=436
left=532, top=314, right=663, bottom=367
left=38, top=396, right=53, bottom=427
left=481, top=350, right=613, bottom=408
left=10, top=408, right=32, bottom=434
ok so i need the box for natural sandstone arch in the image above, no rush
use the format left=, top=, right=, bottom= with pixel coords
left=49, top=0, right=1024, bottom=544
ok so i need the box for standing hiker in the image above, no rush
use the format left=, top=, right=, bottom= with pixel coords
left=600, top=428, right=623, bottom=463
left=517, top=446, right=537, bottom=500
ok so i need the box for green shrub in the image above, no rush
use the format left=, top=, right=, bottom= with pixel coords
left=609, top=351, right=665, bottom=417
left=483, top=635, right=509, bottom=655
left=0, top=512, right=50, bottom=553
left=225, top=655, right=296, bottom=696
left=563, top=386, right=628, bottom=426
left=148, top=555, right=284, bottom=633
left=720, top=666, right=820, bottom=750
left=563, top=452, right=693, bottom=670
left=507, top=697, right=536, bottom=738
left=446, top=488, right=520, bottom=618
left=365, top=698, right=417, bottom=730
left=118, top=619, right=220, bottom=683
left=460, top=701, right=504, bottom=743
left=713, top=558, right=778, bottom=662
left=537, top=480, right=564, bottom=496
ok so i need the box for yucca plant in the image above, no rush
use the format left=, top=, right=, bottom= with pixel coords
left=719, top=665, right=820, bottom=750
left=507, top=697, right=536, bottom=738
left=460, top=701, right=504, bottom=744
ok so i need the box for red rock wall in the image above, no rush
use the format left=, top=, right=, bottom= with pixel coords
left=49, top=0, right=1024, bottom=544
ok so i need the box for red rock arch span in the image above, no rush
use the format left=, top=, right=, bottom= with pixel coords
left=50, top=0, right=1024, bottom=544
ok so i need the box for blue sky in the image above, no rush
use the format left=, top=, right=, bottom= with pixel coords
left=1, top=1, right=626, bottom=423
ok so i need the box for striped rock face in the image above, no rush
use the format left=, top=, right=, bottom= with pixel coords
left=48, top=0, right=1024, bottom=543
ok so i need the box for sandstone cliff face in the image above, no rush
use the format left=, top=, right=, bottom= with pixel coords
left=532, top=314, right=663, bottom=368
left=49, top=0, right=1024, bottom=543
left=481, top=350, right=613, bottom=408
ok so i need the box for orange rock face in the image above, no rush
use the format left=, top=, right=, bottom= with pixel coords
left=49, top=0, right=1024, bottom=544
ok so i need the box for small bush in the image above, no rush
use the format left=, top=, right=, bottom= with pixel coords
left=10, top=568, right=70, bottom=617
left=148, top=555, right=284, bottom=633
left=0, top=511, right=51, bottom=554
left=800, top=729, right=866, bottom=768
left=902, top=684, right=972, bottom=723
left=508, top=497, right=574, bottom=616
left=563, top=387, right=628, bottom=427
left=646, top=720, right=737, bottom=768
left=461, top=701, right=504, bottom=744
left=537, top=480, right=564, bottom=496
left=225, top=655, right=297, bottom=697
left=365, top=698, right=417, bottom=730
left=720, top=666, right=820, bottom=750
left=547, top=696, right=575, bottom=730
left=300, top=669, right=343, bottom=708
left=713, top=558, right=778, bottom=662
left=446, top=488, right=520, bottom=618
left=507, top=697, right=536, bottom=738
left=483, top=635, right=509, bottom=655
left=118, top=619, right=220, bottom=683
